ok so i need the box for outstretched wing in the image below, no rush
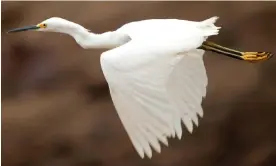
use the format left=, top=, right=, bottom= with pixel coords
left=100, top=41, right=207, bottom=158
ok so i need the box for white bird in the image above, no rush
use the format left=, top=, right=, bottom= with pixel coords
left=7, top=16, right=272, bottom=158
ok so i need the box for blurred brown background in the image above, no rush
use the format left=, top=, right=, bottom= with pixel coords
left=2, top=1, right=276, bottom=166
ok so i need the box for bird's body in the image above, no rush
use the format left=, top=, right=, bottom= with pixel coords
left=7, top=16, right=272, bottom=159
left=99, top=18, right=216, bottom=158
left=98, top=18, right=219, bottom=158
left=117, top=19, right=204, bottom=41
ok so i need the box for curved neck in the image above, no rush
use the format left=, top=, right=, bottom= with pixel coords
left=60, top=24, right=130, bottom=49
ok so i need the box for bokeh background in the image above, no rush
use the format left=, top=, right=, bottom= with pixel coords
left=2, top=1, right=276, bottom=166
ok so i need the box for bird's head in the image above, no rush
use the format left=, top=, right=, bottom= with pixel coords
left=7, top=17, right=88, bottom=33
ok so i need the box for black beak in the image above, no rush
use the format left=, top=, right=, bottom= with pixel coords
left=7, top=25, right=39, bottom=33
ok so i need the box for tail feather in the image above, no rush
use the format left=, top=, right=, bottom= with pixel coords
left=199, top=16, right=221, bottom=37
left=201, top=16, right=219, bottom=26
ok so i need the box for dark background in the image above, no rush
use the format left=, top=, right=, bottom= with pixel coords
left=2, top=1, right=276, bottom=166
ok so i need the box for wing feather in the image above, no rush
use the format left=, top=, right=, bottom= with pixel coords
left=100, top=41, right=207, bottom=158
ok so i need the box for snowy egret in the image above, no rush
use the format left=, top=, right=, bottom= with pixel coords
left=7, top=16, right=273, bottom=158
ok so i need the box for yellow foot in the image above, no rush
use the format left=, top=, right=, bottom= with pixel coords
left=241, top=52, right=273, bottom=63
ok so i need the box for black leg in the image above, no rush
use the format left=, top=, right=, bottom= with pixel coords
left=199, top=41, right=273, bottom=63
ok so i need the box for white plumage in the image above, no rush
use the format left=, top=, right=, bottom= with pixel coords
left=7, top=16, right=221, bottom=158
left=100, top=17, right=218, bottom=158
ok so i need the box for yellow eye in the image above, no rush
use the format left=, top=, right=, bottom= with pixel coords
left=38, top=23, right=47, bottom=28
